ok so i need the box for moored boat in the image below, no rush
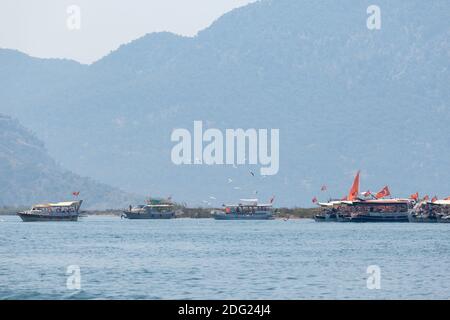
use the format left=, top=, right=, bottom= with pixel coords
left=314, top=171, right=415, bottom=222
left=17, top=200, right=83, bottom=222
left=314, top=201, right=341, bottom=222
left=409, top=199, right=450, bottom=223
left=340, top=199, right=412, bottom=223
left=122, top=198, right=175, bottom=219
left=213, top=199, right=274, bottom=220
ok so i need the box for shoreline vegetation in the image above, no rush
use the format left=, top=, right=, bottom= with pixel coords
left=0, top=206, right=320, bottom=219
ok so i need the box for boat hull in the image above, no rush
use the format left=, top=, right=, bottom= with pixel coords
left=17, top=213, right=79, bottom=222
left=122, top=211, right=175, bottom=219
left=213, top=213, right=274, bottom=220
left=408, top=214, right=439, bottom=223
left=345, top=213, right=409, bottom=223
left=314, top=214, right=337, bottom=222
left=437, top=216, right=450, bottom=223
left=336, top=214, right=352, bottom=222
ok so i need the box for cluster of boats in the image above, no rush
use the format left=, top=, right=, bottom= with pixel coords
left=15, top=170, right=448, bottom=223
left=314, top=172, right=450, bottom=223
left=17, top=198, right=275, bottom=222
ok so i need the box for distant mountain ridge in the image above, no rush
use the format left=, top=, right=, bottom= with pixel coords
left=0, top=114, right=141, bottom=209
left=0, top=0, right=449, bottom=206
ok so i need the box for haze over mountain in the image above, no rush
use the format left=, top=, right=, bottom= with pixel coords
left=1, top=0, right=449, bottom=206
left=0, top=114, right=140, bottom=209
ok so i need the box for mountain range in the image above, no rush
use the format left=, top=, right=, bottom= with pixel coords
left=0, top=114, right=140, bottom=208
left=1, top=0, right=449, bottom=207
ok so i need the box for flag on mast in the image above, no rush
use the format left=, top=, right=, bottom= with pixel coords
left=375, top=186, right=391, bottom=199
left=347, top=170, right=360, bottom=201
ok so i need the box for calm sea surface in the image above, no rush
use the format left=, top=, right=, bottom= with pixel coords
left=0, top=215, right=449, bottom=299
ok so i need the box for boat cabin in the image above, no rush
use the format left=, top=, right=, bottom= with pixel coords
left=224, top=199, right=273, bottom=214
left=30, top=201, right=82, bottom=214
left=131, top=201, right=174, bottom=213
left=414, top=200, right=450, bottom=216
left=338, top=199, right=412, bottom=214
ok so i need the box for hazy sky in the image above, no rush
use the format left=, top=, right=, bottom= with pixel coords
left=0, top=0, right=255, bottom=64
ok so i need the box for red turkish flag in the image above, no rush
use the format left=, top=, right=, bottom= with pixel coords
left=375, top=186, right=391, bottom=199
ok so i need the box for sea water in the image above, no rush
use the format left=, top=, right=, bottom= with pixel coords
left=0, top=216, right=449, bottom=299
